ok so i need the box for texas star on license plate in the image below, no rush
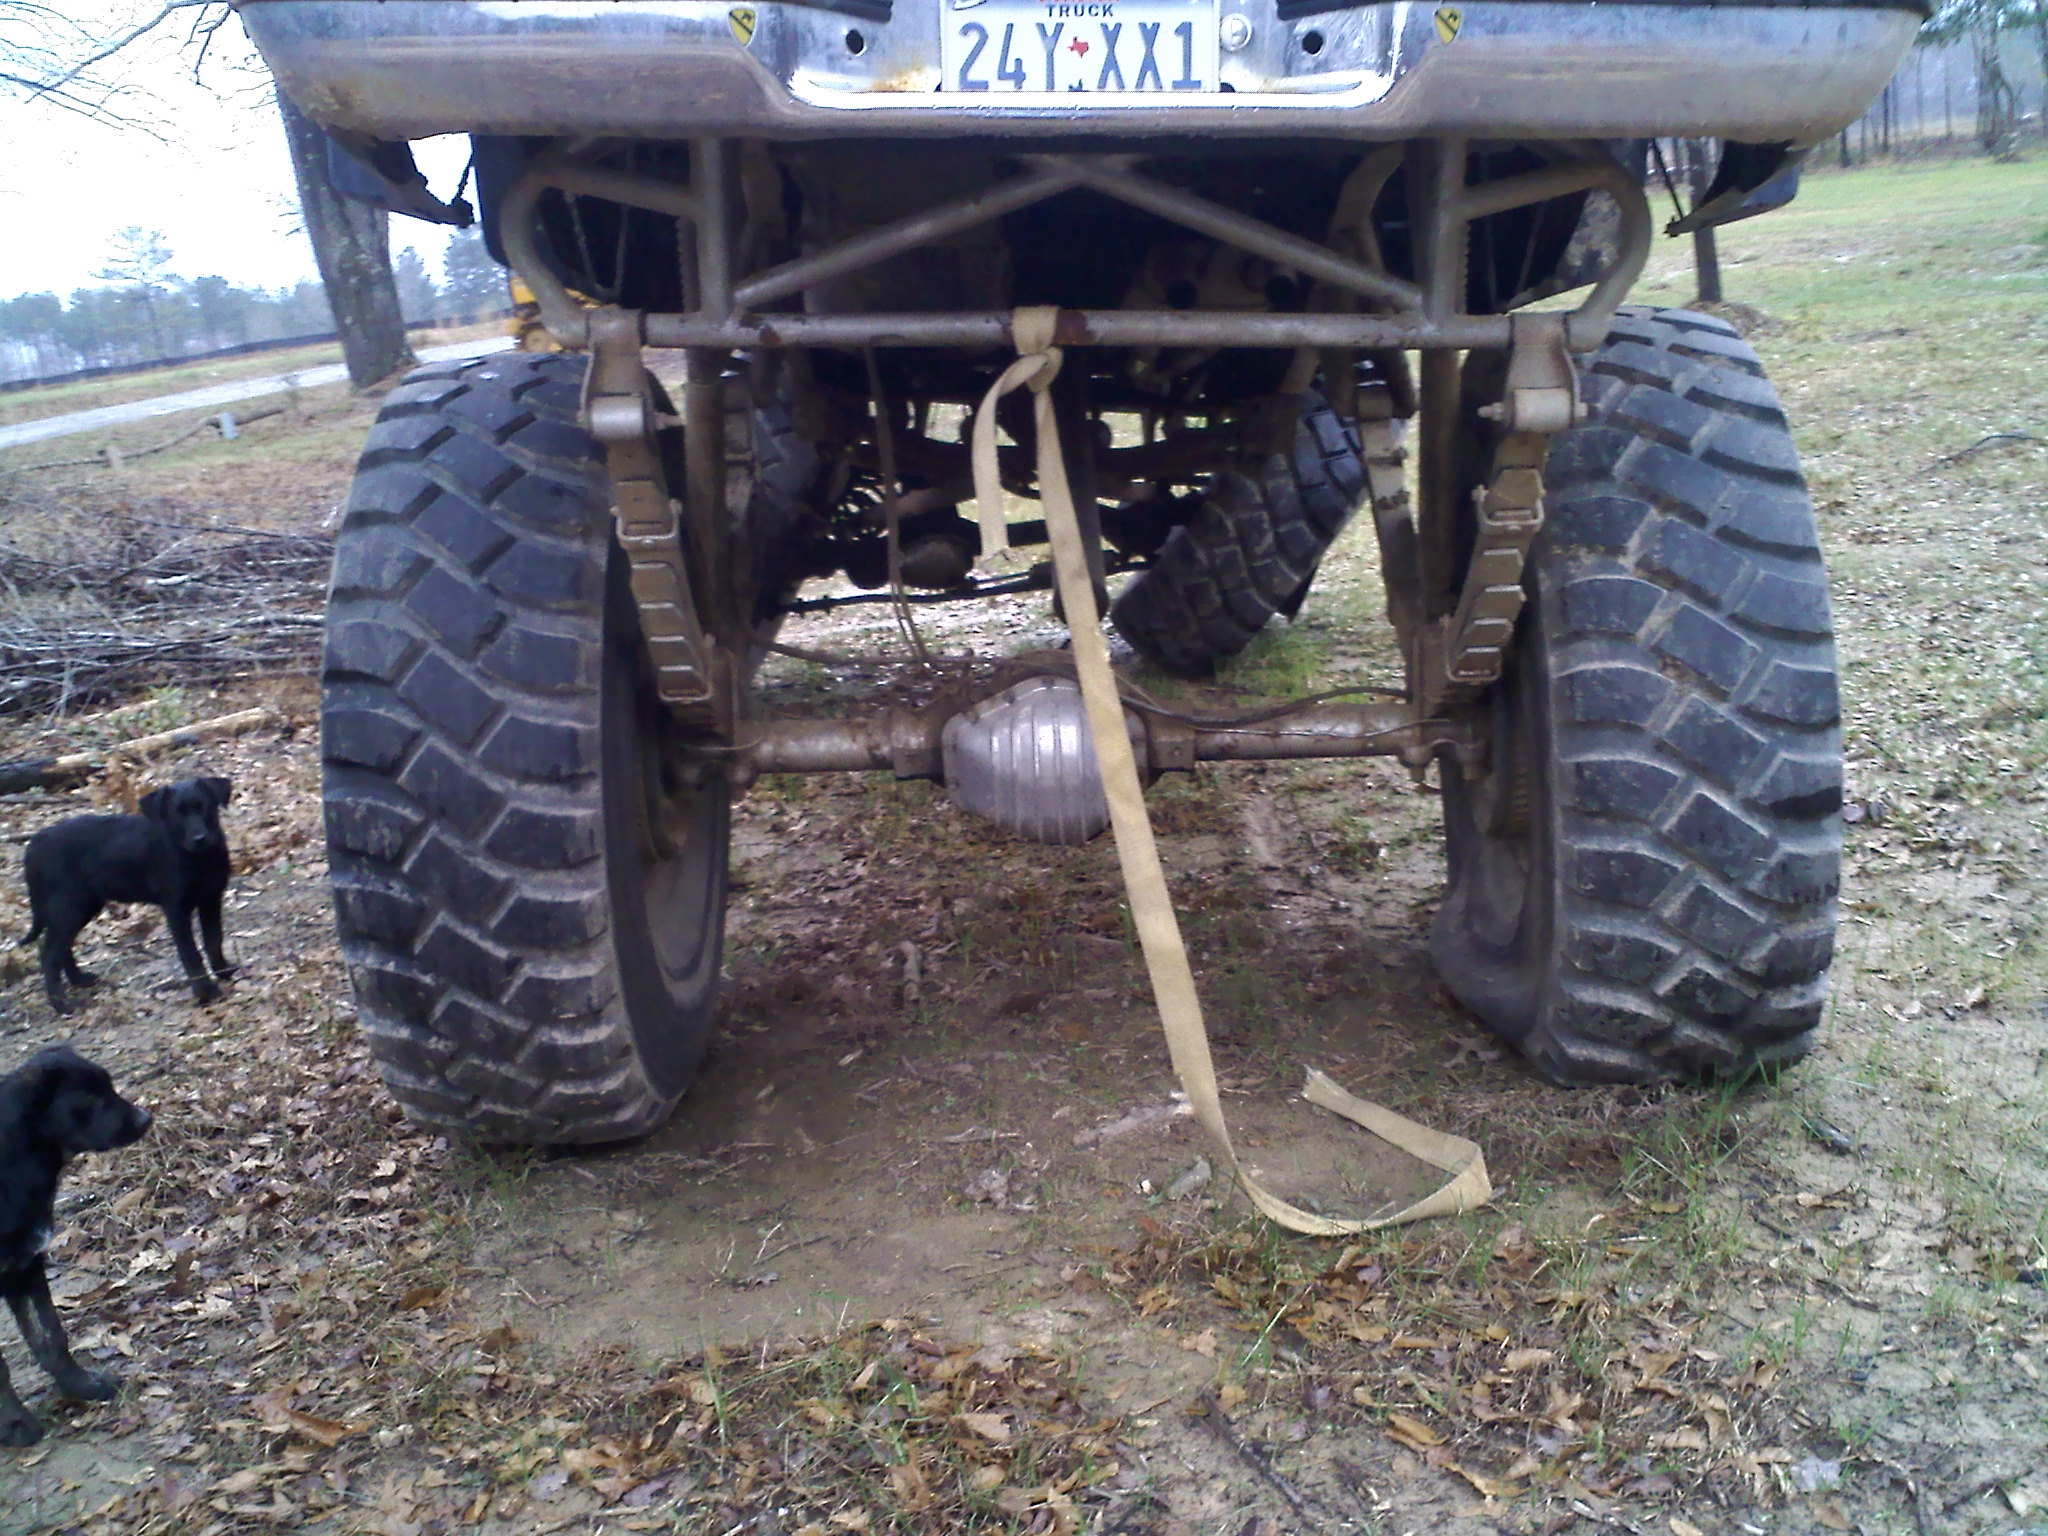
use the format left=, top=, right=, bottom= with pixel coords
left=941, top=0, right=1221, bottom=96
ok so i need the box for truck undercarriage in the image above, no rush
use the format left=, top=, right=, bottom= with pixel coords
left=240, top=0, right=1917, bottom=1144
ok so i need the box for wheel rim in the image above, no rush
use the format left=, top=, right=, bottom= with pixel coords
left=599, top=553, right=729, bottom=1096
left=1455, top=660, right=1540, bottom=952
left=1435, top=594, right=1560, bottom=1037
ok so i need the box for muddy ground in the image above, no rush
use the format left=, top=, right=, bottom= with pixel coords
left=0, top=156, right=2045, bottom=1536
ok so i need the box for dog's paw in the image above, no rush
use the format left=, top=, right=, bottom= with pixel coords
left=70, top=970, right=100, bottom=987
left=55, top=1367, right=119, bottom=1403
left=0, top=1408, right=44, bottom=1447
left=193, top=980, right=222, bottom=1005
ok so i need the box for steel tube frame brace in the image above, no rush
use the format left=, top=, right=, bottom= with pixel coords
left=502, top=138, right=1652, bottom=739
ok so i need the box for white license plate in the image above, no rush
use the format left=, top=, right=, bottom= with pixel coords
left=941, top=0, right=1220, bottom=96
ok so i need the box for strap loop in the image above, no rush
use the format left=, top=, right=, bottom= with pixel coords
left=969, top=308, right=1491, bottom=1235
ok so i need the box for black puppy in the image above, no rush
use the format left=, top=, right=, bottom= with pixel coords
left=0, top=1046, right=152, bottom=1446
left=21, top=776, right=236, bottom=1015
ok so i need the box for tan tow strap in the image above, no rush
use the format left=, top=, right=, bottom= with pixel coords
left=972, top=307, right=1490, bottom=1236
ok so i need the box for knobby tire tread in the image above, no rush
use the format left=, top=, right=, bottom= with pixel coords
left=1112, top=393, right=1368, bottom=677
left=1439, top=306, right=1842, bottom=1084
left=323, top=352, right=674, bottom=1144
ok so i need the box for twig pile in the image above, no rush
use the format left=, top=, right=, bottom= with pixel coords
left=0, top=507, right=331, bottom=715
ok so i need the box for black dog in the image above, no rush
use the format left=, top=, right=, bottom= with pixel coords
left=21, top=777, right=236, bottom=1015
left=0, top=1046, right=152, bottom=1446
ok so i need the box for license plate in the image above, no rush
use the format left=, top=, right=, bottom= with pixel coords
left=941, top=0, right=1220, bottom=96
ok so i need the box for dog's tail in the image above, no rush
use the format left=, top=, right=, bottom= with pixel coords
left=20, top=911, right=41, bottom=947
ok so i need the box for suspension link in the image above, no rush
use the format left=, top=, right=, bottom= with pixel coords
left=1419, top=312, right=1582, bottom=712
left=584, top=308, right=721, bottom=725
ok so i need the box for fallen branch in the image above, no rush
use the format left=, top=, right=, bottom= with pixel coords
left=0, top=705, right=281, bottom=793
left=1921, top=431, right=2044, bottom=473
left=1192, top=1393, right=1323, bottom=1522
left=9, top=405, right=286, bottom=475
left=0, top=620, right=321, bottom=715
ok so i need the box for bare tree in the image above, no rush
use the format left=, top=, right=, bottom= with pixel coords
left=276, top=90, right=414, bottom=386
left=94, top=226, right=179, bottom=355
left=1923, top=0, right=2025, bottom=157
left=2025, top=0, right=2048, bottom=135
left=1, top=1, right=221, bottom=123
left=7, top=3, right=416, bottom=387
left=1682, top=139, right=1723, bottom=306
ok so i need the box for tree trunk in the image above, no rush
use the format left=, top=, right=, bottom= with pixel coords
left=1685, top=139, right=1723, bottom=306
left=2035, top=15, right=2048, bottom=139
left=277, top=91, right=414, bottom=389
left=1972, top=25, right=2018, bottom=159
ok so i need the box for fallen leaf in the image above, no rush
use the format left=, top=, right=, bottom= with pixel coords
left=1183, top=1329, right=1217, bottom=1359
left=1503, top=1347, right=1553, bottom=1372
left=1671, top=1519, right=1705, bottom=1536
left=888, top=1452, right=931, bottom=1510
left=955, top=1413, right=1012, bottom=1444
left=1812, top=1498, right=1851, bottom=1531
left=1216, top=1382, right=1246, bottom=1412
left=1649, top=1428, right=1709, bottom=1453
left=397, top=1286, right=445, bottom=1310
left=1447, top=1462, right=1520, bottom=1500
left=280, top=1409, right=357, bottom=1448
left=252, top=1386, right=358, bottom=1447
left=530, top=1468, right=569, bottom=1500
left=967, top=1464, right=1005, bottom=1493
left=1135, top=1285, right=1178, bottom=1317
left=1385, top=1412, right=1444, bottom=1450
left=563, top=1445, right=629, bottom=1474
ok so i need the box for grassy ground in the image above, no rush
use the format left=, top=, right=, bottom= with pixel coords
left=0, top=153, right=2044, bottom=1536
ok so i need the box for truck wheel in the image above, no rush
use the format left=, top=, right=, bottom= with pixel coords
left=1112, top=391, right=1367, bottom=677
left=1433, top=307, right=1841, bottom=1085
left=323, top=351, right=729, bottom=1143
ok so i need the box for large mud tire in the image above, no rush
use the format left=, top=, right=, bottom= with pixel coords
left=322, top=351, right=729, bottom=1144
left=1433, top=307, right=1842, bottom=1085
left=1112, top=393, right=1369, bottom=677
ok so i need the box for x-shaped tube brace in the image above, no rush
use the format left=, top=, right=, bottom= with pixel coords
left=504, top=143, right=1649, bottom=353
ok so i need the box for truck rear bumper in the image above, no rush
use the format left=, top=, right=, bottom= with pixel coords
left=240, top=0, right=1916, bottom=143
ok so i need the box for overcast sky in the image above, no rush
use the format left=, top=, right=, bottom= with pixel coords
left=0, top=5, right=468, bottom=302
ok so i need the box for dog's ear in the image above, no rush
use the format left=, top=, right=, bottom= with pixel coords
left=139, top=787, right=172, bottom=823
left=200, top=776, right=232, bottom=808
